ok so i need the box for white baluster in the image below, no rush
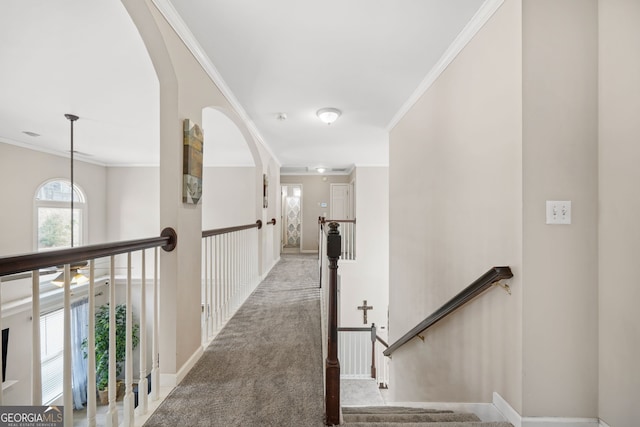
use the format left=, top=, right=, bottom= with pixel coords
left=106, top=257, right=117, bottom=427
left=203, top=238, right=208, bottom=345
left=137, top=250, right=148, bottom=415
left=63, top=264, right=72, bottom=427
left=152, top=248, right=159, bottom=401
left=243, top=230, right=247, bottom=300
left=217, top=234, right=222, bottom=327
left=31, top=271, right=42, bottom=405
left=232, top=232, right=236, bottom=311
left=234, top=232, right=238, bottom=310
left=87, top=261, right=96, bottom=427
left=123, top=253, right=134, bottom=427
left=209, top=237, right=214, bottom=336
left=0, top=277, right=3, bottom=405
left=225, top=234, right=230, bottom=319
left=213, top=236, right=218, bottom=333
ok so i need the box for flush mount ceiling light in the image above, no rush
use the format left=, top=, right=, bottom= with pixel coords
left=316, top=108, right=341, bottom=125
left=316, top=167, right=326, bottom=173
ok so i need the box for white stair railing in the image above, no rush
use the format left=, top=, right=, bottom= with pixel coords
left=0, top=229, right=176, bottom=427
left=201, top=221, right=261, bottom=345
left=337, top=325, right=389, bottom=388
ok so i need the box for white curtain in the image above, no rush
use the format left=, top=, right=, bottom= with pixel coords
left=71, top=298, right=88, bottom=410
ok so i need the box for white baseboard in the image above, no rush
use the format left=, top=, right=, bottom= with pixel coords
left=260, top=257, right=280, bottom=281
left=387, top=401, right=505, bottom=422
left=159, top=345, right=204, bottom=388
left=493, top=392, right=600, bottom=427
left=599, top=420, right=612, bottom=427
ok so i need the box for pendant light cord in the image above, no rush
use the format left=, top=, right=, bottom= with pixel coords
left=65, top=114, right=79, bottom=248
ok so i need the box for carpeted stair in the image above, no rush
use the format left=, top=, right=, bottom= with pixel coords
left=341, top=406, right=513, bottom=427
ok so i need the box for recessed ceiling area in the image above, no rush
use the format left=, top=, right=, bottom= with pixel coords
left=0, top=1, right=159, bottom=166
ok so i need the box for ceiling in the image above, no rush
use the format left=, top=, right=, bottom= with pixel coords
left=0, top=1, right=486, bottom=170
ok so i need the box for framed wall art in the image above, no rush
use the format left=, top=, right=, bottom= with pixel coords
left=263, top=173, right=268, bottom=208
left=183, top=119, right=204, bottom=204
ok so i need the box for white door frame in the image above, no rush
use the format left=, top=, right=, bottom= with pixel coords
left=330, top=183, right=352, bottom=220
left=281, top=183, right=303, bottom=251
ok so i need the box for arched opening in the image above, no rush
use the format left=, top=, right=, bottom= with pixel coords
left=201, top=107, right=258, bottom=230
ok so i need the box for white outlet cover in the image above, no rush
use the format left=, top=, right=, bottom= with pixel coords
left=546, top=200, right=572, bottom=225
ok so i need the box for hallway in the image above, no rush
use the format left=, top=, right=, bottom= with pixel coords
left=143, top=254, right=325, bottom=426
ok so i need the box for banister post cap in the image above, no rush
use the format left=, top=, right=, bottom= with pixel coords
left=326, top=222, right=341, bottom=259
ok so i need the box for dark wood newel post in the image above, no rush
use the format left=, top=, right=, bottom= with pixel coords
left=325, top=222, right=341, bottom=425
left=371, top=323, right=377, bottom=380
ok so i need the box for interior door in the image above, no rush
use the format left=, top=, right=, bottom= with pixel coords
left=330, top=184, right=350, bottom=220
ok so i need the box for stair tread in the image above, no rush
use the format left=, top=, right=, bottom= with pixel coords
left=342, top=406, right=454, bottom=414
left=343, top=412, right=480, bottom=423
left=343, top=422, right=514, bottom=427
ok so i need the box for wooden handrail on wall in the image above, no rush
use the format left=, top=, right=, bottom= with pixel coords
left=383, top=266, right=513, bottom=357
left=0, top=227, right=177, bottom=277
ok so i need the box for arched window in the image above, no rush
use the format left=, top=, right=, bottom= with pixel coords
left=35, top=179, right=86, bottom=250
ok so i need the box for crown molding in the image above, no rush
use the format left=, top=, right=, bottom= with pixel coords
left=386, top=0, right=505, bottom=132
left=0, top=136, right=107, bottom=167
left=150, top=0, right=281, bottom=167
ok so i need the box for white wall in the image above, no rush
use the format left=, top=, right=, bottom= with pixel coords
left=388, top=0, right=523, bottom=410
left=280, top=174, right=351, bottom=252
left=106, top=167, right=159, bottom=241
left=338, top=167, right=389, bottom=337
left=202, top=167, right=255, bottom=230
left=522, top=0, right=599, bottom=417
left=598, top=1, right=640, bottom=426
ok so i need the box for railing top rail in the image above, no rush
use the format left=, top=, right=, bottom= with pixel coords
left=337, top=327, right=371, bottom=332
left=383, top=266, right=513, bottom=357
left=202, top=220, right=262, bottom=238
left=0, top=227, right=177, bottom=277
left=319, top=217, right=356, bottom=224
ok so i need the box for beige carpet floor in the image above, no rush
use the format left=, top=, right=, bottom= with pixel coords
left=143, top=254, right=324, bottom=427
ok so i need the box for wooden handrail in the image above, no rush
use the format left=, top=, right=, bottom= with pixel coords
left=202, top=220, right=262, bottom=238
left=383, top=266, right=513, bottom=357
left=376, top=335, right=389, bottom=348
left=319, top=217, right=356, bottom=224
left=337, top=327, right=370, bottom=332
left=0, top=227, right=177, bottom=277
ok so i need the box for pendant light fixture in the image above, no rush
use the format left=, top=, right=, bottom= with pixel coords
left=52, top=114, right=88, bottom=287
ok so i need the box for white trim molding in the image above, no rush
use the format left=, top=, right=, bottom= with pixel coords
left=160, top=345, right=204, bottom=388
left=493, top=393, right=600, bottom=427
left=386, top=0, right=505, bottom=131
left=150, top=0, right=281, bottom=167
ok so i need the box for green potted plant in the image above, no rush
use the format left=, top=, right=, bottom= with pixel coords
left=82, top=303, right=140, bottom=404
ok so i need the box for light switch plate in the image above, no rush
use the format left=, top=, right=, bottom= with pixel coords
left=546, top=200, right=571, bottom=225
